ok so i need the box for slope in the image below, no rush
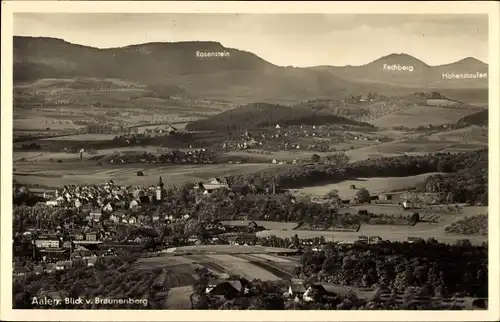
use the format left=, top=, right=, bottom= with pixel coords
left=185, top=102, right=372, bottom=132
left=457, top=110, right=489, bottom=126
left=14, top=36, right=368, bottom=103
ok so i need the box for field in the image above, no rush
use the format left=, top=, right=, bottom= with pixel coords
left=257, top=206, right=488, bottom=245
left=290, top=173, right=442, bottom=199
left=427, top=126, right=488, bottom=145
left=368, top=105, right=479, bottom=128
left=425, top=99, right=463, bottom=107
left=13, top=162, right=274, bottom=189
left=38, top=134, right=118, bottom=141
left=344, top=128, right=486, bottom=160
left=13, top=77, right=234, bottom=140
left=136, top=249, right=299, bottom=283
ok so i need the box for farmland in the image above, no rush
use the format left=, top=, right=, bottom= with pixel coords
left=368, top=105, right=479, bottom=128
left=13, top=77, right=234, bottom=141
left=135, top=248, right=300, bottom=284
left=290, top=172, right=442, bottom=199
left=13, top=162, right=274, bottom=189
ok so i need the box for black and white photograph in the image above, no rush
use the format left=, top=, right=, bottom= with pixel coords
left=1, top=1, right=499, bottom=321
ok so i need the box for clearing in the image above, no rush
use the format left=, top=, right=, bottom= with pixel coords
left=290, top=173, right=441, bottom=199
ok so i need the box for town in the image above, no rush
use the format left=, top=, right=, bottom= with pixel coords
left=9, top=11, right=490, bottom=313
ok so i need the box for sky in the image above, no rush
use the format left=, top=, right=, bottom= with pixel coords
left=14, top=13, right=489, bottom=67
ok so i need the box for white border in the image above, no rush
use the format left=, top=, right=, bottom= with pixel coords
left=1, top=1, right=499, bottom=321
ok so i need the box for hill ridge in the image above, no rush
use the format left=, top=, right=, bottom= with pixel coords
left=14, top=36, right=487, bottom=68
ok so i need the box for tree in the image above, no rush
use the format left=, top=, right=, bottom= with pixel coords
left=355, top=188, right=371, bottom=203
left=311, top=154, right=321, bottom=163
left=325, top=189, right=341, bottom=207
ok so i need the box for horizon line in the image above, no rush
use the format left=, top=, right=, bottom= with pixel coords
left=13, top=35, right=489, bottom=68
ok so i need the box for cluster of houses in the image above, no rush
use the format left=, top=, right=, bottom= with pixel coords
left=221, top=125, right=383, bottom=154
left=109, top=148, right=216, bottom=165
left=44, top=179, right=168, bottom=211
left=200, top=277, right=364, bottom=304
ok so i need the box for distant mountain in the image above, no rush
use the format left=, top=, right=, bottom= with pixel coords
left=457, top=110, right=488, bottom=126
left=185, top=102, right=372, bottom=132
left=313, top=53, right=488, bottom=89
left=14, top=36, right=488, bottom=103
left=14, top=36, right=359, bottom=102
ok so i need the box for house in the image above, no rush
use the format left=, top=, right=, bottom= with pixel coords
left=87, top=210, right=102, bottom=222
left=109, top=214, right=120, bottom=223
left=203, top=178, right=229, bottom=190
left=40, top=248, right=68, bottom=262
left=206, top=279, right=243, bottom=298
left=165, top=125, right=177, bottom=133
left=35, top=234, right=61, bottom=249
left=303, top=283, right=340, bottom=302
left=71, top=233, right=84, bottom=241
left=275, top=124, right=281, bottom=129
left=129, top=199, right=141, bottom=209
left=55, top=260, right=72, bottom=271
left=85, top=231, right=100, bottom=242
left=272, top=159, right=277, bottom=164
left=287, top=279, right=307, bottom=299
left=70, top=245, right=93, bottom=259
left=378, top=193, right=393, bottom=201
left=128, top=216, right=138, bottom=225
left=102, top=203, right=113, bottom=212
left=87, top=255, right=98, bottom=267
left=152, top=215, right=160, bottom=222
left=62, top=241, right=73, bottom=249
left=402, top=200, right=412, bottom=209
left=74, top=199, right=83, bottom=208
left=46, top=200, right=59, bottom=207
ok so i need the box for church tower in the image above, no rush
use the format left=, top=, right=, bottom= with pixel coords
left=156, top=176, right=164, bottom=201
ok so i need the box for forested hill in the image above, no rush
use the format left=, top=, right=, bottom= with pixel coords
left=185, top=103, right=373, bottom=132
left=457, top=110, right=489, bottom=126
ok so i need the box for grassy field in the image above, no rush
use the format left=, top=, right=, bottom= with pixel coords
left=425, top=99, right=463, bottom=107
left=369, top=105, right=478, bottom=128
left=166, top=286, right=193, bottom=309
left=257, top=206, right=488, bottom=245
left=344, top=135, right=485, bottom=161
left=290, top=173, right=442, bottom=199
left=38, top=133, right=118, bottom=141
left=427, top=126, right=488, bottom=145
left=13, top=162, right=274, bottom=188
left=205, top=254, right=280, bottom=281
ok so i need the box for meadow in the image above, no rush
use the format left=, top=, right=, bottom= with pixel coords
left=290, top=172, right=442, bottom=199
left=369, top=105, right=479, bottom=128
left=257, top=206, right=488, bottom=245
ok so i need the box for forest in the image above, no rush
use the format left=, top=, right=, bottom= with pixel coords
left=228, top=149, right=488, bottom=205
left=185, top=102, right=372, bottom=133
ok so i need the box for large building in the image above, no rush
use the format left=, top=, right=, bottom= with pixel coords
left=35, top=234, right=61, bottom=249
left=156, top=176, right=165, bottom=201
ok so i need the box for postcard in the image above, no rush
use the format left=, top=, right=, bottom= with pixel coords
left=1, top=1, right=499, bottom=321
